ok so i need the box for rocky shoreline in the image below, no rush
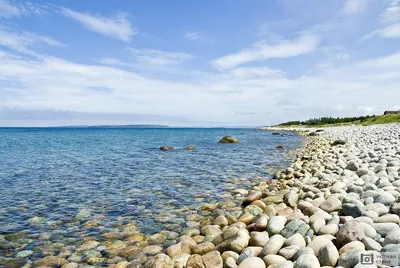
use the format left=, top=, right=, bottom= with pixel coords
left=147, top=124, right=400, bottom=268
left=2, top=124, right=399, bottom=268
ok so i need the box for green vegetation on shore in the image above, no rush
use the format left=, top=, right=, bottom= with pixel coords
left=278, top=113, right=400, bottom=127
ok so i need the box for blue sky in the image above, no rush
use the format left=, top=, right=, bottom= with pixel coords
left=0, top=0, right=399, bottom=126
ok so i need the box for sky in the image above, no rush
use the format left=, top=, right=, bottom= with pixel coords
left=0, top=0, right=399, bottom=127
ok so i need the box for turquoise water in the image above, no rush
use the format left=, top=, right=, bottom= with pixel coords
left=0, top=127, right=302, bottom=261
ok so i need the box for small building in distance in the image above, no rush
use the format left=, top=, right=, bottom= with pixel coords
left=384, top=110, right=400, bottom=115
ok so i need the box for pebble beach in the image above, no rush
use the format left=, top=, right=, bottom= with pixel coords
left=146, top=124, right=400, bottom=268
left=2, top=124, right=400, bottom=268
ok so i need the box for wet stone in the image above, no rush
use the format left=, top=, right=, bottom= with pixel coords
left=202, top=250, right=223, bottom=268
left=0, top=257, right=27, bottom=268
left=35, top=256, right=68, bottom=267
left=192, top=242, right=215, bottom=255
left=166, top=242, right=191, bottom=258
left=143, top=245, right=163, bottom=256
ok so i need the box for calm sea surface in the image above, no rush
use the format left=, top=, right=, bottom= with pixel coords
left=0, top=127, right=302, bottom=261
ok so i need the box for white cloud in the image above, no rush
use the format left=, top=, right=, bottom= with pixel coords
left=380, top=23, right=400, bottom=38
left=184, top=31, right=201, bottom=40
left=229, top=67, right=282, bottom=79
left=363, top=23, right=400, bottom=39
left=126, top=48, right=196, bottom=66
left=362, top=1, right=400, bottom=40
left=61, top=8, right=135, bottom=42
left=381, top=0, right=400, bottom=22
left=211, top=35, right=319, bottom=70
left=357, top=106, right=374, bottom=112
left=0, top=0, right=21, bottom=18
left=343, top=0, right=367, bottom=13
left=1, top=2, right=400, bottom=126
left=98, top=57, right=126, bottom=66
left=1, top=42, right=399, bottom=126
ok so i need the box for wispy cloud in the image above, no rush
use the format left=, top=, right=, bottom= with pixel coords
left=126, top=48, right=196, bottom=66
left=229, top=67, right=282, bottom=79
left=0, top=25, right=65, bottom=57
left=257, top=19, right=296, bottom=38
left=61, top=8, right=135, bottom=42
left=381, top=0, right=400, bottom=22
left=0, top=0, right=51, bottom=18
left=98, top=57, right=126, bottom=66
left=343, top=0, right=367, bottom=14
left=184, top=31, right=201, bottom=40
left=0, top=0, right=21, bottom=18
left=184, top=31, right=212, bottom=43
left=0, top=0, right=134, bottom=44
left=211, top=34, right=319, bottom=70
left=363, top=0, right=400, bottom=40
left=378, top=23, right=400, bottom=38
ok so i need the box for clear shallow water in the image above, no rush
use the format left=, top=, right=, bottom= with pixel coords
left=0, top=128, right=302, bottom=260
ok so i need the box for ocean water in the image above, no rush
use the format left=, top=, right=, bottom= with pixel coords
left=0, top=127, right=302, bottom=261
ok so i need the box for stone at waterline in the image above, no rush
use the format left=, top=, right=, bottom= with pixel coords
left=309, top=132, right=319, bottom=136
left=193, top=242, right=215, bottom=255
left=184, top=145, right=197, bottom=150
left=202, top=250, right=223, bottom=268
left=147, top=254, right=174, bottom=268
left=160, top=146, right=174, bottom=151
left=218, top=136, right=240, bottom=143
left=276, top=145, right=285, bottom=149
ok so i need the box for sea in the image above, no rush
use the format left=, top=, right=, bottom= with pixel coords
left=0, top=127, right=303, bottom=262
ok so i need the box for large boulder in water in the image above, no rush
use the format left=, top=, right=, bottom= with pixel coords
left=332, top=140, right=346, bottom=146
left=160, top=146, right=174, bottom=151
left=218, top=136, right=239, bottom=144
left=184, top=145, right=197, bottom=150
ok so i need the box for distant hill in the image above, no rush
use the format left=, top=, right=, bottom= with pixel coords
left=276, top=113, right=400, bottom=127
left=58, top=125, right=170, bottom=128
